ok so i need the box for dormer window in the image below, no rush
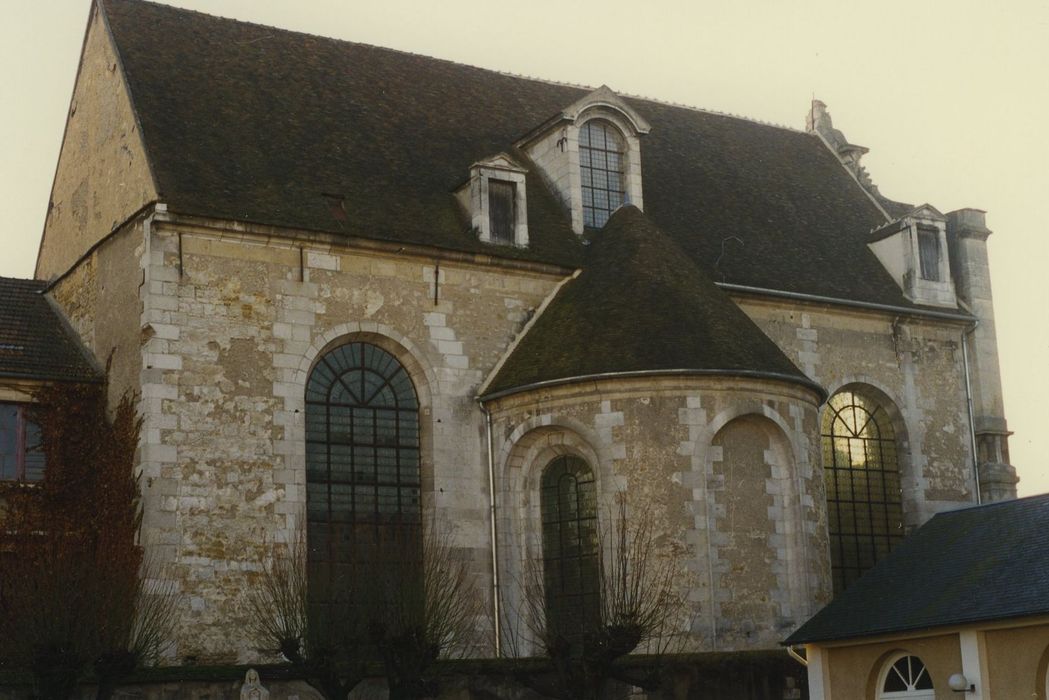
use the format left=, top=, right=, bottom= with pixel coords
left=488, top=180, right=516, bottom=244
left=516, top=85, right=650, bottom=234
left=579, top=120, right=626, bottom=229
left=917, top=226, right=941, bottom=281
left=456, top=154, right=529, bottom=247
left=867, top=204, right=956, bottom=307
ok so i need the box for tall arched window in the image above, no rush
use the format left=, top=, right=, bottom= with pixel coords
left=879, top=654, right=934, bottom=699
left=305, top=342, right=421, bottom=613
left=540, top=455, right=600, bottom=643
left=579, top=120, right=626, bottom=229
left=822, top=389, right=904, bottom=594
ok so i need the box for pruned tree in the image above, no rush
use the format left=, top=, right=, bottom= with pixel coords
left=248, top=520, right=483, bottom=700
left=503, top=495, right=693, bottom=700
left=247, top=531, right=369, bottom=700
left=364, top=522, right=483, bottom=700
left=0, top=382, right=177, bottom=700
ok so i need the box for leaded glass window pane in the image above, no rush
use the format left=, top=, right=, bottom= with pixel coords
left=579, top=120, right=626, bottom=229
left=540, top=455, right=600, bottom=651
left=305, top=342, right=421, bottom=616
left=822, top=390, right=904, bottom=595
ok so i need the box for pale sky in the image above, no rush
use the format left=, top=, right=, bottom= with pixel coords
left=1, top=0, right=1047, bottom=495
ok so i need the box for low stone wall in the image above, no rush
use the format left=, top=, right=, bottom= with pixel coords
left=0, top=652, right=807, bottom=700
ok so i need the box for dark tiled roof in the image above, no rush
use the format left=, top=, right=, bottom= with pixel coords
left=876, top=196, right=915, bottom=220
left=785, top=494, right=1049, bottom=645
left=485, top=207, right=819, bottom=397
left=0, top=277, right=101, bottom=383
left=101, top=0, right=929, bottom=308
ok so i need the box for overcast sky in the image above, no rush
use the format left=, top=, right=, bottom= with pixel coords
left=1, top=0, right=1047, bottom=496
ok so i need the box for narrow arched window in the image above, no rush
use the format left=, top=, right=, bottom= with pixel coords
left=305, top=342, right=421, bottom=613
left=822, top=389, right=904, bottom=595
left=579, top=120, right=626, bottom=229
left=879, top=654, right=934, bottom=698
left=540, top=455, right=600, bottom=645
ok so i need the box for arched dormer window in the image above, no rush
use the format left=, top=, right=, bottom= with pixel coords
left=516, top=85, right=649, bottom=234
left=822, top=388, right=905, bottom=594
left=579, top=120, right=626, bottom=229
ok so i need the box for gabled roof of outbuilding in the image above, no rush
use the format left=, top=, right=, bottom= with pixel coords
left=0, top=277, right=101, bottom=383
left=484, top=207, right=821, bottom=398
left=98, top=0, right=941, bottom=309
left=785, top=493, right=1049, bottom=645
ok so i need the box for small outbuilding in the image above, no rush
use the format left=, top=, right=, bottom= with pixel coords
left=785, top=493, right=1049, bottom=699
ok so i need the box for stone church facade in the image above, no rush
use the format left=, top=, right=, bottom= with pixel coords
left=3, top=0, right=1018, bottom=687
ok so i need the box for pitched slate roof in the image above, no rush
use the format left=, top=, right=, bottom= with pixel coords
left=785, top=494, right=1049, bottom=645
left=484, top=207, right=821, bottom=398
left=0, top=277, right=101, bottom=383
left=100, top=0, right=935, bottom=309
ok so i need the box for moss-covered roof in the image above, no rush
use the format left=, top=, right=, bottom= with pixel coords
left=484, top=207, right=819, bottom=398
left=100, top=0, right=939, bottom=308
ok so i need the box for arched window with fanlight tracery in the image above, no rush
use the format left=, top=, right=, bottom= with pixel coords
left=822, top=388, right=905, bottom=595
left=304, top=341, right=421, bottom=614
left=878, top=654, right=934, bottom=699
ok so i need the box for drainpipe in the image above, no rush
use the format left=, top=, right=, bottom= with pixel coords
left=962, top=321, right=982, bottom=504
left=478, top=399, right=502, bottom=656
left=787, top=645, right=808, bottom=667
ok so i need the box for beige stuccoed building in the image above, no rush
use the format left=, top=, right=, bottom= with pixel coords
left=786, top=494, right=1049, bottom=700
left=0, top=0, right=1021, bottom=695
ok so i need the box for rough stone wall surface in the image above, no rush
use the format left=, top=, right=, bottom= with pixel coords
left=735, top=297, right=977, bottom=525
left=487, top=376, right=827, bottom=655
left=49, top=220, right=144, bottom=406
left=113, top=215, right=984, bottom=663
left=135, top=222, right=562, bottom=662
left=36, top=5, right=156, bottom=281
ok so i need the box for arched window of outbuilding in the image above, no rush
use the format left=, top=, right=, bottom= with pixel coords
left=579, top=120, right=626, bottom=229
left=879, top=654, right=934, bottom=699
left=540, top=455, right=600, bottom=645
left=305, top=341, right=421, bottom=615
left=822, top=388, right=905, bottom=594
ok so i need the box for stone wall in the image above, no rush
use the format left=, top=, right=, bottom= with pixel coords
left=36, top=5, right=156, bottom=281
left=37, top=205, right=985, bottom=664
left=135, top=216, right=564, bottom=662
left=49, top=219, right=145, bottom=407
left=486, top=375, right=827, bottom=654
left=734, top=297, right=977, bottom=525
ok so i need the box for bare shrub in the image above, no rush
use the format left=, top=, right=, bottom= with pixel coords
left=504, top=494, right=693, bottom=700
left=248, top=520, right=483, bottom=700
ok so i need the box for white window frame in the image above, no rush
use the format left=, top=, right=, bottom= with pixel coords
left=877, top=653, right=935, bottom=700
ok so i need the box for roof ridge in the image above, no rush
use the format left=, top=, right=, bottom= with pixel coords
left=617, top=90, right=805, bottom=133
left=0, top=275, right=46, bottom=286
left=934, top=492, right=1049, bottom=516
left=109, top=0, right=803, bottom=134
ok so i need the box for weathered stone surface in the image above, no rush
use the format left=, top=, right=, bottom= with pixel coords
left=36, top=5, right=156, bottom=281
